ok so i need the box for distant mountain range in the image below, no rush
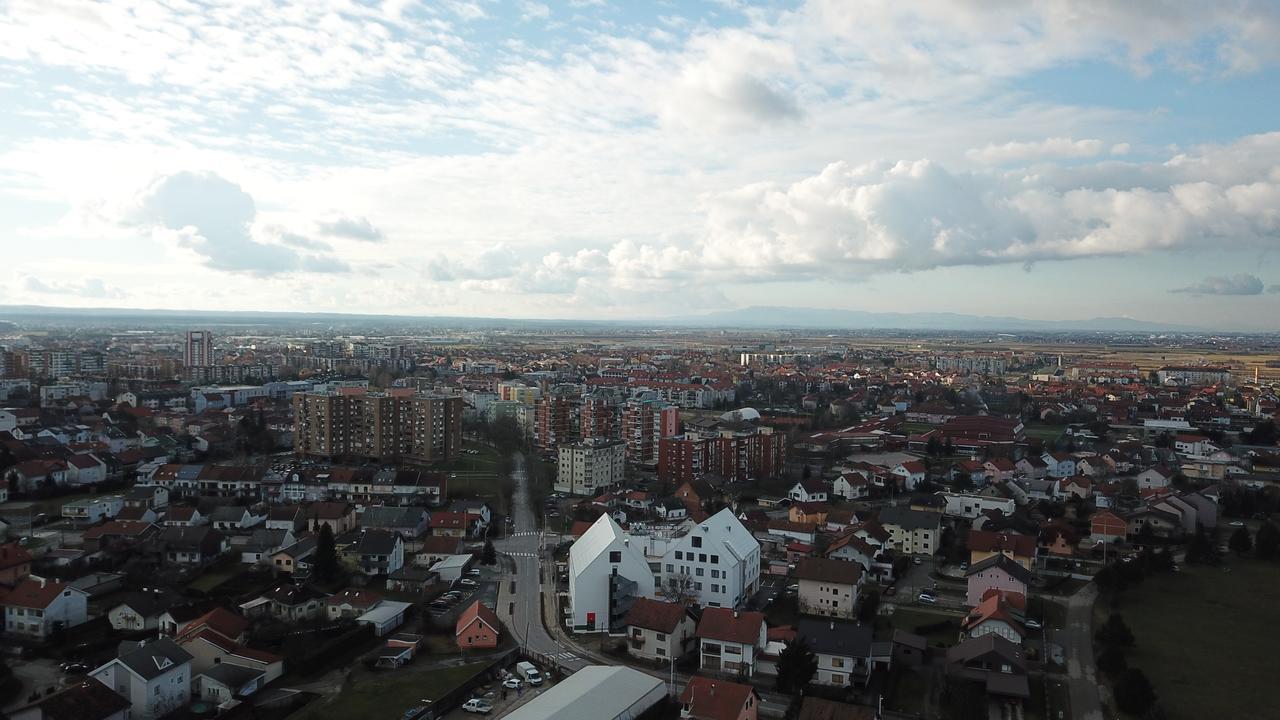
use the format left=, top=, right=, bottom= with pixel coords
left=0, top=303, right=1198, bottom=333
left=661, top=306, right=1198, bottom=332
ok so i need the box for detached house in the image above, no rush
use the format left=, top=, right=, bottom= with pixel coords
left=891, top=461, right=928, bottom=490
left=343, top=529, right=405, bottom=576
left=796, top=618, right=879, bottom=687
left=455, top=600, right=502, bottom=651
left=878, top=507, right=941, bottom=556
left=965, top=554, right=1031, bottom=606
left=2, top=577, right=89, bottom=639
left=697, top=608, right=767, bottom=677
left=89, top=639, right=193, bottom=720
left=795, top=558, right=864, bottom=620
left=161, top=526, right=228, bottom=567
left=966, top=530, right=1037, bottom=570
left=788, top=479, right=828, bottom=503
left=679, top=676, right=760, bottom=720
left=623, top=597, right=696, bottom=662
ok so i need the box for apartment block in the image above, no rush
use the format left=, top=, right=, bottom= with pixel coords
left=293, top=389, right=462, bottom=465
left=556, top=438, right=626, bottom=496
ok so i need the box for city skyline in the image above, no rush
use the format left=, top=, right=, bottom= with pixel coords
left=2, top=2, right=1280, bottom=328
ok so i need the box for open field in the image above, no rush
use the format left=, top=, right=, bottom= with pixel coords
left=880, top=606, right=963, bottom=648
left=1102, top=558, right=1280, bottom=720
left=289, top=661, right=489, bottom=719
left=1023, top=424, right=1067, bottom=443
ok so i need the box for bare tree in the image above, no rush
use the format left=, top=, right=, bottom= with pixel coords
left=661, top=573, right=698, bottom=605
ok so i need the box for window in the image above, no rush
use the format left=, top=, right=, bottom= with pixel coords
left=609, top=551, right=621, bottom=563
left=710, top=555, right=719, bottom=564
left=695, top=567, right=704, bottom=577
left=832, top=657, right=845, bottom=668
left=694, top=582, right=702, bottom=591
left=691, top=536, right=702, bottom=548
left=674, top=551, right=683, bottom=560
left=698, top=553, right=707, bottom=562
left=666, top=564, right=674, bottom=573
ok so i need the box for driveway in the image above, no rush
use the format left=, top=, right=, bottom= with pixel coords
left=4, top=657, right=63, bottom=711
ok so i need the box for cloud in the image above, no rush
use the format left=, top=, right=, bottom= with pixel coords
left=129, top=172, right=350, bottom=275
left=22, top=275, right=124, bottom=299
left=264, top=226, right=332, bottom=252
left=967, top=138, right=1106, bottom=165
left=426, top=244, right=523, bottom=281
left=1171, top=274, right=1264, bottom=295
left=316, top=215, right=384, bottom=242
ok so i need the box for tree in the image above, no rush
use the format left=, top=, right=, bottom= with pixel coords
left=952, top=472, right=974, bottom=493
left=1185, top=528, right=1215, bottom=564
left=661, top=573, right=697, bottom=605
left=774, top=639, right=818, bottom=693
left=926, top=436, right=942, bottom=457
left=857, top=590, right=880, bottom=623
left=1245, top=420, right=1279, bottom=446
left=942, top=677, right=987, bottom=720
left=314, top=524, right=338, bottom=581
left=481, top=539, right=497, bottom=566
left=1097, top=644, right=1128, bottom=677
left=1255, top=521, right=1280, bottom=560
left=1113, top=668, right=1158, bottom=716
left=1229, top=526, right=1253, bottom=555
left=1096, top=613, right=1135, bottom=648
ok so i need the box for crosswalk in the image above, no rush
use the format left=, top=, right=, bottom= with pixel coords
left=505, top=551, right=538, bottom=558
left=547, top=651, right=579, bottom=662
left=509, top=531, right=540, bottom=537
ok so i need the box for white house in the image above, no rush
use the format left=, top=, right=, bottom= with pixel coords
left=63, top=496, right=124, bottom=525
left=66, top=454, right=108, bottom=486
left=1041, top=453, right=1077, bottom=479
left=833, top=473, right=870, bottom=500
left=567, top=514, right=655, bottom=632
left=90, top=639, right=193, bottom=720
left=891, top=461, right=928, bottom=490
left=623, top=598, right=696, bottom=662
left=2, top=577, right=89, bottom=639
left=788, top=479, right=828, bottom=503
left=1137, top=466, right=1175, bottom=490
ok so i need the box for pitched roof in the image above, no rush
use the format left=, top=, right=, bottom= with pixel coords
left=695, top=607, right=765, bottom=645
left=966, top=530, right=1037, bottom=558
left=679, top=676, right=758, bottom=720
left=112, top=638, right=192, bottom=680
left=455, top=600, right=502, bottom=638
left=177, top=606, right=249, bottom=643
left=623, top=598, right=689, bottom=634
left=796, top=618, right=873, bottom=658
left=3, top=578, right=80, bottom=609
left=326, top=588, right=383, bottom=609
left=795, top=557, right=864, bottom=585
left=17, top=678, right=133, bottom=720
left=0, top=543, right=33, bottom=571
left=963, top=552, right=1033, bottom=584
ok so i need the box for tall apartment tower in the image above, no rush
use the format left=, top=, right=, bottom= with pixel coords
left=534, top=392, right=576, bottom=454
left=621, top=394, right=679, bottom=467
left=184, top=330, right=214, bottom=367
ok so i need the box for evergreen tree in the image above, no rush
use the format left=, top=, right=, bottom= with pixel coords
left=1255, top=521, right=1280, bottom=560
left=314, top=524, right=338, bottom=581
left=775, top=639, right=818, bottom=694
left=1095, top=613, right=1135, bottom=648
left=1229, top=526, right=1253, bottom=555
left=1097, top=644, right=1128, bottom=676
left=1113, top=669, right=1157, bottom=716
left=482, top=539, right=497, bottom=566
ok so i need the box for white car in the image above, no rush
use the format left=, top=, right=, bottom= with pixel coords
left=1025, top=618, right=1043, bottom=630
left=502, top=677, right=522, bottom=689
left=462, top=698, right=494, bottom=714
left=467, top=569, right=481, bottom=576
left=917, top=592, right=937, bottom=604
left=459, top=578, right=478, bottom=586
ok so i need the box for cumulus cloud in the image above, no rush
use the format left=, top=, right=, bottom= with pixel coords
left=22, top=275, right=124, bottom=299
left=426, top=244, right=523, bottom=281
left=316, top=215, right=384, bottom=242
left=967, top=137, right=1106, bottom=165
left=129, top=172, right=350, bottom=275
left=1171, top=274, right=1264, bottom=295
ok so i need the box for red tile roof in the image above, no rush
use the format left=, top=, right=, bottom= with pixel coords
left=679, top=676, right=758, bottom=720
left=0, top=543, right=33, bottom=571
left=3, top=578, right=78, bottom=609
left=623, top=598, right=688, bottom=634
left=966, top=530, right=1037, bottom=559
left=696, top=607, right=765, bottom=645
left=455, top=600, right=501, bottom=638
left=795, top=557, right=864, bottom=585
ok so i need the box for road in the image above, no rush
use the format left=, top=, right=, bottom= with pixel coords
left=492, top=452, right=588, bottom=672
left=1058, top=584, right=1104, bottom=720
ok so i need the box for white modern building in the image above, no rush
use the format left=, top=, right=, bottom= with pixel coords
left=939, top=492, right=1016, bottom=520
left=556, top=439, right=626, bottom=496
left=569, top=509, right=761, bottom=632
left=505, top=665, right=665, bottom=720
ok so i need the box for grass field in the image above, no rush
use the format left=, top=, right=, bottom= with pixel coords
left=1023, top=424, right=1067, bottom=443
left=186, top=567, right=240, bottom=594
left=881, top=607, right=962, bottom=648
left=1103, top=558, right=1280, bottom=719
left=290, top=661, right=489, bottom=719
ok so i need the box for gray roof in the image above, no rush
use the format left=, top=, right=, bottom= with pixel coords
left=210, top=506, right=249, bottom=522
left=505, top=666, right=664, bottom=720
left=352, top=529, right=402, bottom=555
left=877, top=506, right=941, bottom=532
left=797, top=618, right=873, bottom=659
left=361, top=506, right=424, bottom=529
left=245, top=529, right=291, bottom=551
left=199, top=662, right=264, bottom=689
left=112, top=639, right=192, bottom=680
left=964, top=552, right=1033, bottom=584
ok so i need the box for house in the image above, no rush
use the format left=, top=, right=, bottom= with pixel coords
left=962, top=590, right=1027, bottom=645
left=264, top=505, right=305, bottom=532
left=824, top=531, right=877, bottom=572
left=655, top=497, right=689, bottom=521
left=161, top=526, right=228, bottom=567
left=343, top=529, right=405, bottom=576
left=7, top=678, right=132, bottom=720
left=89, top=639, right=193, bottom=720
left=966, top=530, right=1037, bottom=570
left=679, top=676, right=760, bottom=720
left=832, top=473, right=870, bottom=500
left=788, top=479, right=828, bottom=503
left=983, top=458, right=1016, bottom=483
left=1058, top=476, right=1093, bottom=500
left=877, top=506, right=941, bottom=555
left=326, top=588, right=384, bottom=621
left=796, top=618, right=879, bottom=687
left=1015, top=456, right=1048, bottom=479
left=208, top=505, right=266, bottom=533
left=66, top=454, right=108, bottom=486
left=1039, top=522, right=1078, bottom=556
left=108, top=591, right=180, bottom=632
left=675, top=477, right=724, bottom=514
left=0, top=543, right=33, bottom=585
left=891, top=461, right=928, bottom=490
left=174, top=628, right=283, bottom=684
left=940, top=492, right=1015, bottom=520
left=455, top=600, right=502, bottom=650
left=194, top=663, right=265, bottom=705
left=1041, top=452, right=1076, bottom=478
left=696, top=608, right=767, bottom=677
left=361, top=506, right=430, bottom=539
left=356, top=599, right=411, bottom=637
left=240, top=528, right=294, bottom=565
left=1089, top=510, right=1127, bottom=544
left=795, top=558, right=864, bottom=620
left=946, top=634, right=1030, bottom=702
left=1126, top=507, right=1183, bottom=539
left=259, top=583, right=327, bottom=622
left=1136, top=466, right=1175, bottom=490
left=623, top=597, right=696, bottom=662
left=429, top=511, right=470, bottom=538
left=2, top=577, right=89, bottom=639
left=162, top=506, right=205, bottom=527
left=964, top=554, right=1031, bottom=607
left=789, top=502, right=830, bottom=526
left=414, top=535, right=466, bottom=567
left=304, top=502, right=357, bottom=534
left=269, top=536, right=317, bottom=576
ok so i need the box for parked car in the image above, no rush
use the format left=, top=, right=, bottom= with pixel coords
left=462, top=698, right=494, bottom=714
left=883, top=584, right=897, bottom=596
left=917, top=592, right=937, bottom=605
left=1025, top=618, right=1042, bottom=630
left=460, top=578, right=478, bottom=586
left=502, top=677, right=522, bottom=689
left=467, top=569, right=481, bottom=576
left=912, top=557, right=923, bottom=565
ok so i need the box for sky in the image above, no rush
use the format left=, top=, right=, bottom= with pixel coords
left=1, top=0, right=1280, bottom=328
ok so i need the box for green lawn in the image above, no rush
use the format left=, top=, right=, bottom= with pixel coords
left=1106, top=559, right=1280, bottom=720
left=186, top=568, right=240, bottom=594
left=290, top=661, right=489, bottom=719
left=1023, top=425, right=1067, bottom=443
left=899, top=422, right=939, bottom=435
left=882, top=607, right=963, bottom=648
